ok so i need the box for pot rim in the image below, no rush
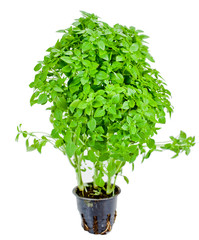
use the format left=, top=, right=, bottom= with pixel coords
left=72, top=183, right=121, bottom=201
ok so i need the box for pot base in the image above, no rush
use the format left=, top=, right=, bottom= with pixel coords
left=73, top=184, right=121, bottom=234
left=81, top=210, right=117, bottom=234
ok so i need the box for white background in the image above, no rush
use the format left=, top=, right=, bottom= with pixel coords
left=0, top=0, right=199, bottom=239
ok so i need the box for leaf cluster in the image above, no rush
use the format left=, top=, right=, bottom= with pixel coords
left=160, top=131, right=195, bottom=158
left=16, top=124, right=52, bottom=153
left=16, top=12, right=195, bottom=194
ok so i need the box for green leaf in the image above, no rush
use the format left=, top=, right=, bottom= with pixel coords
left=129, top=100, right=135, bottom=108
left=121, top=123, right=129, bottom=131
left=82, top=41, right=92, bottom=52
left=93, top=100, right=103, bottom=108
left=185, top=147, right=190, bottom=155
left=65, top=50, right=73, bottom=55
left=26, top=139, right=37, bottom=152
left=64, top=130, right=72, bottom=143
left=139, top=34, right=149, bottom=39
left=99, top=152, right=110, bottom=161
left=97, top=40, right=105, bottom=50
left=95, top=172, right=105, bottom=187
left=30, top=91, right=40, bottom=106
left=112, top=94, right=120, bottom=104
left=65, top=141, right=77, bottom=158
left=95, top=95, right=106, bottom=103
left=122, top=101, right=129, bottom=109
left=96, top=126, right=104, bottom=134
left=112, top=61, right=122, bottom=70
left=77, top=101, right=88, bottom=109
left=74, top=109, right=83, bottom=118
left=62, top=65, right=71, bottom=73
left=70, top=99, right=81, bottom=109
left=146, top=53, right=155, bottom=62
left=74, top=49, right=81, bottom=56
left=83, top=83, right=90, bottom=94
left=128, top=145, right=137, bottom=153
left=171, top=153, right=179, bottom=159
left=99, top=51, right=109, bottom=61
left=142, top=149, right=153, bottom=162
left=123, top=176, right=129, bottom=184
left=54, top=86, right=63, bottom=92
left=17, top=124, right=21, bottom=132
left=159, top=116, right=166, bottom=124
left=51, top=129, right=59, bottom=138
left=55, top=139, right=63, bottom=148
left=55, top=97, right=67, bottom=110
left=34, top=63, right=42, bottom=71
left=127, top=88, right=136, bottom=96
left=25, top=139, right=29, bottom=149
left=130, top=125, right=136, bottom=134
left=108, top=105, right=116, bottom=115
left=54, top=109, right=62, bottom=120
left=82, top=60, right=91, bottom=67
left=130, top=43, right=139, bottom=52
left=132, top=66, right=138, bottom=78
left=107, top=160, right=116, bottom=177
left=116, top=55, right=125, bottom=61
left=61, top=56, right=73, bottom=64
left=127, top=116, right=133, bottom=124
left=80, top=11, right=93, bottom=18
left=96, top=71, right=109, bottom=80
left=132, top=163, right=134, bottom=171
left=87, top=118, right=96, bottom=131
left=15, top=133, right=20, bottom=142
left=87, top=150, right=96, bottom=162
left=70, top=120, right=77, bottom=128
left=147, top=139, right=155, bottom=149
left=37, top=93, right=47, bottom=105
left=161, top=143, right=172, bottom=150
left=85, top=105, right=92, bottom=115
left=93, top=96, right=106, bottom=108
left=112, top=72, right=124, bottom=83
left=94, top=108, right=105, bottom=117
left=180, top=130, right=187, bottom=139
left=22, top=131, right=28, bottom=137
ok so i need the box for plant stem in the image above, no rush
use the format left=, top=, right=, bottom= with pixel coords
left=93, top=163, right=98, bottom=189
left=75, top=153, right=84, bottom=191
left=68, top=157, right=76, bottom=168
left=30, top=131, right=51, bottom=136
left=108, top=161, right=125, bottom=195
left=110, top=174, right=118, bottom=196
left=106, top=175, right=112, bottom=195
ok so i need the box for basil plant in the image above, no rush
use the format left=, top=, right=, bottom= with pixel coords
left=16, top=11, right=195, bottom=196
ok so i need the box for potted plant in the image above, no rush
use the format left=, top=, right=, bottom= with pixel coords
left=16, top=11, right=195, bottom=234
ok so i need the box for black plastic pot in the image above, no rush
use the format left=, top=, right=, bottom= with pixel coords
left=72, top=184, right=121, bottom=235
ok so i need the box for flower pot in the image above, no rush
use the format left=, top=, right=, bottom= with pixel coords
left=72, top=184, right=121, bottom=234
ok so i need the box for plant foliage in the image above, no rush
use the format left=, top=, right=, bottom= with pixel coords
left=16, top=11, right=195, bottom=195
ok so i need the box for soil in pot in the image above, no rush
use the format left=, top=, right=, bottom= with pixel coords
left=76, top=183, right=120, bottom=199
